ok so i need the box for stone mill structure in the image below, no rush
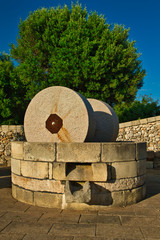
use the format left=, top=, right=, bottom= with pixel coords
left=11, top=86, right=146, bottom=210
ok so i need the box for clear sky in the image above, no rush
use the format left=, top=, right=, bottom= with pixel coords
left=0, top=0, right=160, bottom=101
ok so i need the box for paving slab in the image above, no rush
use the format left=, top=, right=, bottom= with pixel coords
left=0, top=167, right=160, bottom=239
left=49, top=223, right=96, bottom=237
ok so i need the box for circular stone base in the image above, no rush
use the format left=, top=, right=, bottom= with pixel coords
left=11, top=141, right=147, bottom=209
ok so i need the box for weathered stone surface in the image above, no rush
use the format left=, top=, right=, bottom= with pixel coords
left=24, top=86, right=95, bottom=143
left=53, top=162, right=107, bottom=181
left=11, top=142, right=24, bottom=159
left=146, top=161, right=153, bottom=169
left=65, top=181, right=91, bottom=203
left=57, top=143, right=101, bottom=162
left=124, top=185, right=146, bottom=205
left=93, top=175, right=145, bottom=191
left=136, top=142, right=147, bottom=160
left=137, top=159, right=146, bottom=175
left=92, top=163, right=108, bottom=181
left=11, top=158, right=21, bottom=175
left=34, top=192, right=63, bottom=208
left=147, top=151, right=154, bottom=160
left=21, top=161, right=48, bottom=179
left=112, top=161, right=137, bottom=179
left=24, top=142, right=55, bottom=162
left=12, top=184, right=34, bottom=204
left=87, top=98, right=119, bottom=142
left=12, top=173, right=64, bottom=193
left=53, top=162, right=66, bottom=180
left=102, top=142, right=136, bottom=162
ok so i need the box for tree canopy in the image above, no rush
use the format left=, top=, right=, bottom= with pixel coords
left=0, top=53, right=25, bottom=124
left=11, top=3, right=146, bottom=106
left=114, top=95, right=160, bottom=123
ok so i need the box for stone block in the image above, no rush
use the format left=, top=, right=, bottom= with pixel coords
left=124, top=185, right=146, bottom=205
left=92, top=163, right=108, bottom=181
left=16, top=125, right=24, bottom=132
left=155, top=116, right=160, bottom=121
left=53, top=162, right=66, bottom=180
left=11, top=142, right=24, bottom=159
left=147, top=151, right=155, bottom=160
left=148, top=116, right=156, bottom=123
left=24, top=142, right=55, bottom=162
left=53, top=162, right=108, bottom=181
left=8, top=125, right=17, bottom=131
left=11, top=158, right=21, bottom=175
left=137, top=160, right=146, bottom=175
left=49, top=163, right=53, bottom=179
left=131, top=120, right=140, bottom=126
left=93, top=175, right=145, bottom=192
left=136, top=142, right=147, bottom=160
left=21, top=161, right=48, bottom=179
left=57, top=143, right=101, bottom=163
left=111, top=190, right=125, bottom=206
left=154, top=151, right=160, bottom=158
left=112, top=161, right=137, bottom=179
left=34, top=192, right=63, bottom=208
left=65, top=181, right=91, bottom=203
left=12, top=173, right=64, bottom=193
left=119, top=122, right=131, bottom=128
left=140, top=118, right=148, bottom=124
left=12, top=184, right=34, bottom=204
left=1, top=125, right=9, bottom=133
left=102, top=142, right=136, bottom=162
left=146, top=161, right=153, bottom=169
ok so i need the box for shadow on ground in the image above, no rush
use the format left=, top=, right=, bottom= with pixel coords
left=0, top=166, right=11, bottom=189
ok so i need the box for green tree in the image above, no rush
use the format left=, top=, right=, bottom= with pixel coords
left=115, top=95, right=160, bottom=123
left=0, top=53, right=25, bottom=124
left=11, top=3, right=146, bottom=105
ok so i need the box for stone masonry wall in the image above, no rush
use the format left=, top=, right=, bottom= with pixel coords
left=117, top=116, right=160, bottom=168
left=0, top=125, right=25, bottom=166
left=1, top=115, right=160, bottom=167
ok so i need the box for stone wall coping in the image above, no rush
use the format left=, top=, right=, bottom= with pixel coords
left=0, top=125, right=24, bottom=132
left=119, top=115, right=160, bottom=128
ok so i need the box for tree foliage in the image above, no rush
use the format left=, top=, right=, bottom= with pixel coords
left=114, top=95, right=160, bottom=123
left=0, top=53, right=25, bottom=124
left=11, top=3, right=146, bottom=106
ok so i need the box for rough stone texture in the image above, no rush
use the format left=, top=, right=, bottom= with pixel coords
left=65, top=181, right=91, bottom=203
left=11, top=158, right=21, bottom=175
left=11, top=141, right=147, bottom=208
left=12, top=184, right=34, bottom=205
left=53, top=162, right=108, bottom=182
left=34, top=192, right=63, bottom=208
left=0, top=125, right=25, bottom=165
left=23, top=142, right=55, bottom=162
left=57, top=142, right=101, bottom=162
left=93, top=175, right=145, bottom=191
left=112, top=161, right=138, bottom=179
left=21, top=161, right=49, bottom=179
left=24, top=86, right=96, bottom=143
left=11, top=142, right=24, bottom=160
left=102, top=142, right=136, bottom=162
left=117, top=116, right=160, bottom=152
left=12, top=173, right=64, bottom=193
left=87, top=98, right=119, bottom=142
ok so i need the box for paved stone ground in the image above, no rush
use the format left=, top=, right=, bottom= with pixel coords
left=0, top=167, right=160, bottom=240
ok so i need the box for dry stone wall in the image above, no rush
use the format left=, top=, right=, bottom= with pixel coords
left=0, top=125, right=25, bottom=166
left=117, top=116, right=160, bottom=168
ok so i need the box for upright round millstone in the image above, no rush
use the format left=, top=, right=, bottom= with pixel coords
left=87, top=98, right=119, bottom=142
left=24, top=86, right=96, bottom=142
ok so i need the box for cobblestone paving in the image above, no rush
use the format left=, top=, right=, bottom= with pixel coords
left=0, top=167, right=160, bottom=240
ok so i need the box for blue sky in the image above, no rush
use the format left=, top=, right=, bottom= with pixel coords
left=0, top=0, right=160, bottom=101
